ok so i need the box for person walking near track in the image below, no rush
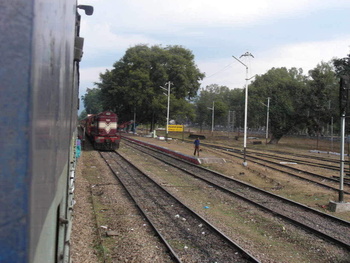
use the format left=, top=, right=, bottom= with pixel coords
left=193, top=137, right=200, bottom=157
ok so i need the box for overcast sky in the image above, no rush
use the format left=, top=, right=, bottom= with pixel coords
left=78, top=0, right=350, bottom=105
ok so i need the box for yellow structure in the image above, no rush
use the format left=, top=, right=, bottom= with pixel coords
left=168, top=125, right=184, bottom=132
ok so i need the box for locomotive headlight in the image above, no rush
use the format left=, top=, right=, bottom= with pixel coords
left=95, top=137, right=105, bottom=143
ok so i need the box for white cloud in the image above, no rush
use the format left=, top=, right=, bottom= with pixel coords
left=199, top=36, right=350, bottom=89
left=80, top=20, right=158, bottom=55
left=259, top=37, right=350, bottom=73
left=79, top=35, right=350, bottom=95
left=77, top=0, right=350, bottom=99
left=79, top=66, right=112, bottom=95
left=198, top=58, right=237, bottom=88
left=79, top=0, right=350, bottom=33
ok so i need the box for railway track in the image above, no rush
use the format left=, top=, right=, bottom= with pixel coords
left=199, top=142, right=350, bottom=192
left=122, top=138, right=350, bottom=251
left=198, top=140, right=349, bottom=171
left=252, top=151, right=342, bottom=170
left=226, top=150, right=350, bottom=193
left=99, top=150, right=260, bottom=262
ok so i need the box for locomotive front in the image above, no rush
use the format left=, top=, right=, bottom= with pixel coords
left=86, top=111, right=121, bottom=150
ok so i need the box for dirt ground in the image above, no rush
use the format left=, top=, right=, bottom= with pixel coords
left=70, top=133, right=350, bottom=262
left=70, top=141, right=174, bottom=263
left=129, top=133, right=350, bottom=220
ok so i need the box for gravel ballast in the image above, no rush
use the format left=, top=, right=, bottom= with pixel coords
left=70, top=137, right=350, bottom=262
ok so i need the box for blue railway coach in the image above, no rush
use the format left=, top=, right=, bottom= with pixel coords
left=0, top=1, right=93, bottom=262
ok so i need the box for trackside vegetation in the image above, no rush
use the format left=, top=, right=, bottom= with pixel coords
left=81, top=46, right=350, bottom=144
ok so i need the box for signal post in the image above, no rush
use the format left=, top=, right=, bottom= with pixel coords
left=329, top=75, right=350, bottom=212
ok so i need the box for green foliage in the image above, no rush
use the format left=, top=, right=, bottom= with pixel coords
left=306, top=62, right=338, bottom=134
left=333, top=54, right=350, bottom=130
left=170, top=96, right=196, bottom=124
left=195, top=63, right=339, bottom=144
left=249, top=67, right=309, bottom=143
left=84, top=44, right=343, bottom=141
left=96, top=44, right=205, bottom=129
left=81, top=88, right=103, bottom=114
left=248, top=63, right=339, bottom=143
left=195, top=84, right=244, bottom=129
left=78, top=109, right=88, bottom=120
left=333, top=54, right=350, bottom=76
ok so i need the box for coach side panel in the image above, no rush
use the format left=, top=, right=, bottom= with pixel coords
left=30, top=0, right=78, bottom=262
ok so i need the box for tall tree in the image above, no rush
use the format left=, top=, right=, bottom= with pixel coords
left=96, top=44, right=205, bottom=130
left=333, top=54, right=350, bottom=76
left=333, top=54, right=350, bottom=130
left=249, top=67, right=308, bottom=144
left=81, top=88, right=103, bottom=114
left=305, top=62, right=338, bottom=136
left=195, top=84, right=243, bottom=130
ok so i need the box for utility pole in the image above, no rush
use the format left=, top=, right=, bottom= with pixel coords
left=228, top=110, right=236, bottom=138
left=266, top=97, right=270, bottom=145
left=329, top=64, right=350, bottom=212
left=208, top=101, right=215, bottom=136
left=233, top=52, right=254, bottom=166
left=232, top=111, right=235, bottom=134
left=339, top=75, right=349, bottom=202
left=133, top=107, right=136, bottom=134
left=160, top=81, right=172, bottom=141
left=228, top=110, right=230, bottom=137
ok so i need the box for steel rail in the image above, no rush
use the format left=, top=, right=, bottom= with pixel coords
left=123, top=139, right=350, bottom=251
left=252, top=151, right=341, bottom=170
left=199, top=141, right=344, bottom=169
left=182, top=138, right=349, bottom=167
left=99, top=151, right=183, bottom=263
left=192, top=139, right=350, bottom=190
left=100, top=150, right=260, bottom=263
left=213, top=145, right=350, bottom=191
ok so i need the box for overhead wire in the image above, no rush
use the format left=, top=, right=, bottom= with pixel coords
left=205, top=62, right=234, bottom=79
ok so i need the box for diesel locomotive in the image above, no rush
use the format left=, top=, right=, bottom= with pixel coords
left=0, top=1, right=92, bottom=262
left=82, top=111, right=121, bottom=150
